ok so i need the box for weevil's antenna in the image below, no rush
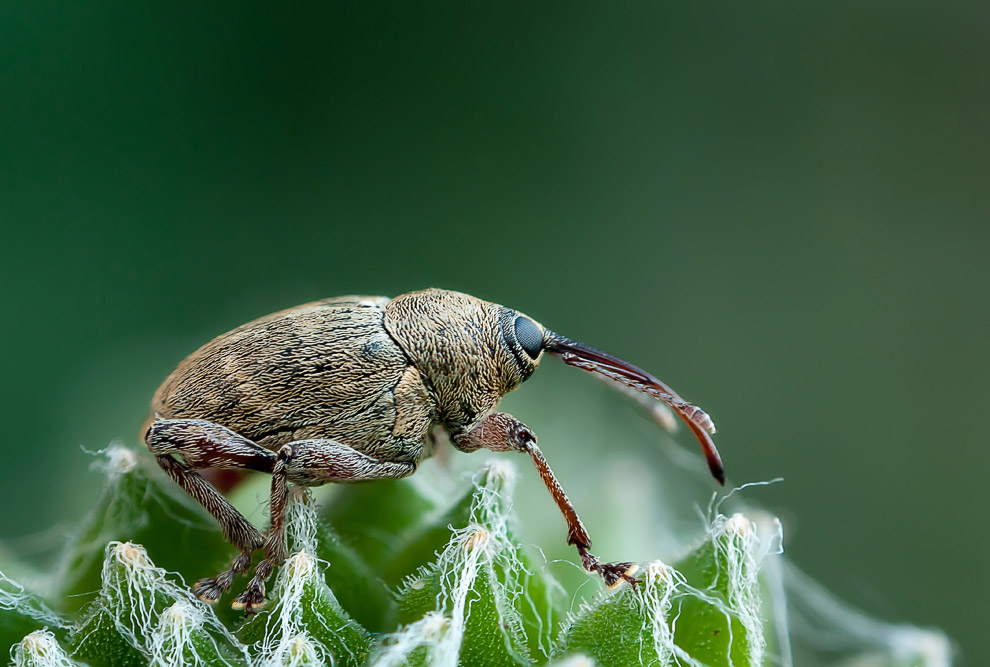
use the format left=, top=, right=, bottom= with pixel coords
left=543, top=331, right=725, bottom=485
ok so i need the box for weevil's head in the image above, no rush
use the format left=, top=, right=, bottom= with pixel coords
left=384, top=288, right=723, bottom=485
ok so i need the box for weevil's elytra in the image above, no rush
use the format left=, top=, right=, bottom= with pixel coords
left=144, top=288, right=724, bottom=612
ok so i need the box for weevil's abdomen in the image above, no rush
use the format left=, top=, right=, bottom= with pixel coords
left=152, top=296, right=435, bottom=460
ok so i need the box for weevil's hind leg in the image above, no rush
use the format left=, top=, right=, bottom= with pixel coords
left=145, top=419, right=279, bottom=601
left=233, top=438, right=417, bottom=613
left=452, top=412, right=639, bottom=589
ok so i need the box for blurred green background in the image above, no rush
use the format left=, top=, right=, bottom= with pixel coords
left=1, top=1, right=986, bottom=663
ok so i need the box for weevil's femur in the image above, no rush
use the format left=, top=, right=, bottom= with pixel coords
left=543, top=331, right=725, bottom=485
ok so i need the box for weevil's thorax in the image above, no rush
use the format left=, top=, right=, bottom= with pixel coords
left=384, top=289, right=543, bottom=433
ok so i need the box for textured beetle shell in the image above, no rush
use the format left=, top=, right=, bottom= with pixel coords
left=152, top=296, right=435, bottom=462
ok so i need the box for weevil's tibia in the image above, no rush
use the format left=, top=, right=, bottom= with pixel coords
left=452, top=411, right=640, bottom=588
left=520, top=435, right=639, bottom=588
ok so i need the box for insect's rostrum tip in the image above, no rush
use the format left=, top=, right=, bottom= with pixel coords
left=711, top=462, right=726, bottom=486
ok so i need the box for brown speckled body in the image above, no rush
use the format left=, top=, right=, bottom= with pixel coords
left=145, top=287, right=721, bottom=611
left=152, top=290, right=536, bottom=469
left=154, top=295, right=432, bottom=464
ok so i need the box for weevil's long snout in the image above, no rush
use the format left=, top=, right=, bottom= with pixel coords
left=543, top=331, right=725, bottom=485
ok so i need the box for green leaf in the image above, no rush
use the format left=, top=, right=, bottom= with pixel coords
left=149, top=600, right=249, bottom=667
left=323, top=476, right=439, bottom=570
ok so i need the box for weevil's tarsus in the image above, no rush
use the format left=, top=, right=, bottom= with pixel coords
left=576, top=546, right=640, bottom=589
left=194, top=551, right=252, bottom=604
left=231, top=558, right=271, bottom=614
left=544, top=332, right=725, bottom=485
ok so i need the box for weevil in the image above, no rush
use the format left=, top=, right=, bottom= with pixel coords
left=144, top=288, right=724, bottom=612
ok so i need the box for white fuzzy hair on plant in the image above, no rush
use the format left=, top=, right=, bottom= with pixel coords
left=0, top=572, right=65, bottom=631
left=251, top=490, right=365, bottom=667
left=10, top=631, right=75, bottom=667
left=705, top=513, right=768, bottom=666
left=148, top=598, right=248, bottom=667
left=374, top=460, right=530, bottom=666
left=78, top=542, right=246, bottom=667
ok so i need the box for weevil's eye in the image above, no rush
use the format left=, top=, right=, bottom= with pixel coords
left=514, top=316, right=543, bottom=359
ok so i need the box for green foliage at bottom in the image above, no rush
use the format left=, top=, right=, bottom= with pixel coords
left=0, top=445, right=952, bottom=666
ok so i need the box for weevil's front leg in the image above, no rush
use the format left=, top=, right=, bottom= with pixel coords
left=233, top=438, right=417, bottom=612
left=452, top=412, right=639, bottom=588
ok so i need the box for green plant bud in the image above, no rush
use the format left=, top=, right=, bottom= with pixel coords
left=393, top=460, right=574, bottom=665
left=557, top=561, right=676, bottom=667
left=387, top=462, right=534, bottom=667
left=69, top=541, right=228, bottom=667
left=470, top=461, right=565, bottom=664
left=388, top=526, right=531, bottom=666
left=273, top=487, right=395, bottom=634
left=237, top=551, right=371, bottom=667
left=455, top=530, right=531, bottom=667
left=56, top=446, right=231, bottom=612
left=10, top=630, right=78, bottom=667
left=673, top=513, right=765, bottom=666
left=149, top=600, right=249, bottom=667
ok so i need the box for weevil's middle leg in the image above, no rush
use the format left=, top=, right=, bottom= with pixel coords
left=453, top=412, right=639, bottom=588
left=233, top=437, right=418, bottom=613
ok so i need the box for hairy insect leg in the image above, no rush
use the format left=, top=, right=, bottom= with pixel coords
left=453, top=412, right=639, bottom=588
left=145, top=419, right=278, bottom=601
left=233, top=438, right=418, bottom=613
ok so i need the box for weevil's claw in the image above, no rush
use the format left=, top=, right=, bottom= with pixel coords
left=194, top=565, right=240, bottom=603
left=193, top=577, right=225, bottom=604
left=232, top=585, right=267, bottom=614
left=577, top=546, right=640, bottom=588
left=600, top=561, right=641, bottom=589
